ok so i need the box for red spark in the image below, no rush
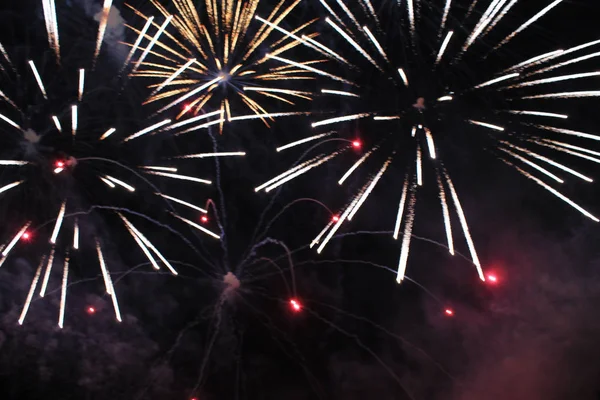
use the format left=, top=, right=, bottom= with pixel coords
left=55, top=161, right=64, bottom=168
left=201, top=215, right=208, bottom=223
left=445, top=308, right=454, bottom=316
left=352, top=140, right=361, bottom=148
left=487, top=274, right=498, bottom=283
left=87, top=307, right=96, bottom=314
left=332, top=215, right=339, bottom=222
left=21, top=232, right=30, bottom=240
left=289, top=298, right=302, bottom=312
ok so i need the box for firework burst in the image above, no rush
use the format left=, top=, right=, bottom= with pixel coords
left=256, top=0, right=600, bottom=282
left=126, top=0, right=321, bottom=131
left=0, top=2, right=245, bottom=327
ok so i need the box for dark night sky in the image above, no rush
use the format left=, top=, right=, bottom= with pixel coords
left=1, top=1, right=600, bottom=399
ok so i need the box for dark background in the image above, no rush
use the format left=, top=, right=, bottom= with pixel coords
left=1, top=1, right=600, bottom=399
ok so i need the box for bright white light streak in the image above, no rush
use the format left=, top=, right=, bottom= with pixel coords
left=73, top=219, right=79, bottom=250
left=407, top=0, right=415, bottom=37
left=0, top=113, right=21, bottom=130
left=28, top=61, right=47, bottom=99
left=123, top=119, right=171, bottom=142
left=508, top=162, right=599, bottom=222
left=374, top=116, right=401, bottom=120
left=94, top=0, right=113, bottom=62
left=166, top=109, right=222, bottom=131
left=243, top=87, right=312, bottom=98
left=503, top=142, right=592, bottom=182
left=171, top=213, right=220, bottom=239
left=326, top=18, right=381, bottom=70
left=425, top=129, right=437, bottom=159
left=0, top=161, right=27, bottom=166
left=321, top=89, right=359, bottom=98
left=265, top=152, right=341, bottom=192
left=52, top=116, right=62, bottom=132
left=440, top=0, right=452, bottom=35
left=317, top=193, right=362, bottom=254
left=542, top=139, right=600, bottom=158
left=121, top=218, right=160, bottom=270
left=393, top=177, right=410, bottom=239
left=475, top=72, right=519, bottom=88
left=144, top=171, right=211, bottom=184
left=396, top=188, right=416, bottom=282
left=255, top=155, right=325, bottom=192
left=71, top=105, right=77, bottom=136
left=436, top=31, right=454, bottom=64
left=78, top=69, right=85, bottom=101
left=416, top=146, right=423, bottom=186
left=229, top=112, right=307, bottom=122
left=99, top=128, right=116, bottom=140
left=18, top=256, right=45, bottom=325
left=495, top=0, right=564, bottom=50
left=177, top=152, right=246, bottom=159
left=53, top=167, right=64, bottom=174
left=312, top=113, right=370, bottom=128
left=347, top=159, right=391, bottom=221
left=339, top=147, right=376, bottom=185
left=156, top=193, right=207, bottom=213
left=121, top=17, right=154, bottom=73
left=277, top=132, right=333, bottom=152
left=58, top=255, right=69, bottom=328
left=437, top=95, right=453, bottom=102
left=445, top=173, right=484, bottom=279
left=523, top=91, right=600, bottom=99
left=505, top=49, right=564, bottom=72
left=100, top=177, right=116, bottom=188
left=437, top=173, right=454, bottom=255
left=96, top=242, right=122, bottom=321
left=50, top=201, right=66, bottom=244
left=507, top=110, right=567, bottom=119
left=398, top=68, right=409, bottom=86
left=267, top=54, right=353, bottom=84
left=120, top=214, right=178, bottom=275
left=155, top=77, right=221, bottom=114
left=362, top=26, right=388, bottom=61
left=469, top=120, right=505, bottom=131
left=411, top=126, right=417, bottom=137
left=39, top=248, right=54, bottom=297
left=302, top=35, right=351, bottom=65
left=514, top=71, right=600, bottom=88
left=2, top=223, right=30, bottom=257
left=140, top=166, right=177, bottom=172
left=499, top=147, right=563, bottom=183
left=151, top=58, right=196, bottom=95
left=533, top=125, right=600, bottom=141
left=310, top=220, right=334, bottom=248
left=105, top=175, right=135, bottom=191
left=132, top=15, right=173, bottom=71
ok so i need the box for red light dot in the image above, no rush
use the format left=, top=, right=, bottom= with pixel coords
left=332, top=215, right=339, bottom=222
left=201, top=216, right=208, bottom=223
left=56, top=161, right=64, bottom=168
left=487, top=274, right=498, bottom=283
left=445, top=309, right=454, bottom=316
left=352, top=140, right=361, bottom=148
left=289, top=298, right=302, bottom=312
left=21, top=232, right=30, bottom=240
left=87, top=307, right=96, bottom=314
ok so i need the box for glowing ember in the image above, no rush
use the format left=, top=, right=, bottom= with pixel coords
left=87, top=307, right=96, bottom=314
left=55, top=161, right=64, bottom=168
left=21, top=232, right=30, bottom=240
left=487, top=274, right=498, bottom=282
left=290, top=298, right=302, bottom=312
left=445, top=308, right=454, bottom=316
left=201, top=215, right=208, bottom=223
left=332, top=215, right=339, bottom=222
left=352, top=140, right=362, bottom=148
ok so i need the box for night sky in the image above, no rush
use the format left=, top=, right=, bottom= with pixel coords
left=1, top=1, right=600, bottom=399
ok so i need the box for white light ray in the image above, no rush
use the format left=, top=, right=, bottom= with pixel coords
left=469, top=120, right=505, bottom=131
left=347, top=159, right=391, bottom=220
left=50, top=201, right=66, bottom=244
left=73, top=219, right=79, bottom=250
left=507, top=110, right=567, bottom=119
left=393, top=176, right=410, bottom=240
left=523, top=91, right=600, bottom=99
left=474, top=72, right=519, bottom=89
left=52, top=116, right=62, bottom=132
left=326, top=18, right=381, bottom=70
left=123, top=119, right=171, bottom=142
left=132, top=15, right=173, bottom=71
left=171, top=213, right=220, bottom=239
left=166, top=110, right=223, bottom=131
left=155, top=77, right=221, bottom=114
left=267, top=54, right=352, bottom=84
left=339, top=147, right=376, bottom=185
left=71, top=105, right=77, bottom=136
left=362, top=26, right=388, bottom=61
left=177, top=152, right=246, bottom=159
left=144, top=171, right=211, bottom=184
left=436, top=31, right=454, bottom=64
left=18, top=256, right=45, bottom=325
left=396, top=187, right=416, bottom=282
left=0, top=113, right=21, bottom=130
left=39, top=248, right=54, bottom=297
left=156, top=193, right=207, bottom=213
left=151, top=58, right=196, bottom=95
left=58, top=255, right=69, bottom=328
left=28, top=61, right=47, bottom=99
left=2, top=223, right=30, bottom=257
left=277, top=132, right=333, bottom=152
left=94, top=0, right=113, bottom=62
left=321, top=89, right=359, bottom=98
left=99, top=128, right=116, bottom=140
left=312, top=113, right=370, bottom=128
left=398, top=68, right=409, bottom=86
left=105, top=175, right=135, bottom=191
